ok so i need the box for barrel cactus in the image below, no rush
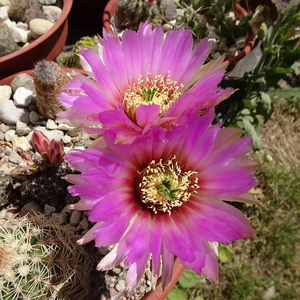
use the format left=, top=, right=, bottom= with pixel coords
left=0, top=213, right=93, bottom=300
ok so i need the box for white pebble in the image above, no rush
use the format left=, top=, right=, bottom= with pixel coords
left=0, top=6, right=8, bottom=21
left=13, top=87, right=33, bottom=107
left=0, top=85, right=12, bottom=102
left=61, top=135, right=71, bottom=144
left=4, top=129, right=15, bottom=141
left=16, top=121, right=31, bottom=136
left=46, top=119, right=57, bottom=130
left=11, top=135, right=31, bottom=151
left=0, top=100, right=29, bottom=124
left=42, top=5, right=62, bottom=23
left=29, top=18, right=54, bottom=39
left=11, top=26, right=31, bottom=44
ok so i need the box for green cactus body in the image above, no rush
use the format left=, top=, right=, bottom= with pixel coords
left=0, top=213, right=93, bottom=300
left=72, top=36, right=99, bottom=69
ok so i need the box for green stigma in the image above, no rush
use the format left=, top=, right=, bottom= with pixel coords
left=142, top=87, right=158, bottom=102
left=159, top=178, right=181, bottom=201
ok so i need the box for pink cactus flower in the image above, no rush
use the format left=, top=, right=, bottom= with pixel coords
left=57, top=22, right=233, bottom=144
left=32, top=129, right=65, bottom=166
left=64, top=109, right=258, bottom=291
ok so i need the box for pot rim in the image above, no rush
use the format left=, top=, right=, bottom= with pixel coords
left=0, top=0, right=73, bottom=64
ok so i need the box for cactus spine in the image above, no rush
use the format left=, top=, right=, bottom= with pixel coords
left=0, top=213, right=93, bottom=300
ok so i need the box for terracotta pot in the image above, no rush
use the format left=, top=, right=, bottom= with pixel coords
left=143, top=258, right=185, bottom=300
left=0, top=67, right=87, bottom=86
left=102, top=0, right=255, bottom=72
left=0, top=0, right=73, bottom=80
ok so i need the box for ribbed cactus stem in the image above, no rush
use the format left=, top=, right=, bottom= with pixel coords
left=0, top=213, right=93, bottom=300
left=34, top=60, right=70, bottom=120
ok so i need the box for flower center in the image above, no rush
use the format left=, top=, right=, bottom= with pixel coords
left=139, top=157, right=199, bottom=214
left=123, top=74, right=183, bottom=121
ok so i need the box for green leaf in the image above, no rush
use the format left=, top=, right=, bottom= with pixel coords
left=218, top=246, right=230, bottom=263
left=270, top=88, right=300, bottom=100
left=195, top=297, right=205, bottom=300
left=242, top=118, right=263, bottom=150
left=178, top=268, right=204, bottom=288
left=256, top=92, right=273, bottom=122
left=166, top=287, right=188, bottom=300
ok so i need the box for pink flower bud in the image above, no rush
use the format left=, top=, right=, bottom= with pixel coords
left=32, top=130, right=50, bottom=159
left=48, top=139, right=65, bottom=166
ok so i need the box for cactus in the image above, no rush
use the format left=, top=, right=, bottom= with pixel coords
left=0, top=21, right=20, bottom=57
left=116, top=0, right=164, bottom=31
left=0, top=212, right=93, bottom=300
left=34, top=60, right=70, bottom=120
left=7, top=0, right=30, bottom=22
left=72, top=36, right=99, bottom=69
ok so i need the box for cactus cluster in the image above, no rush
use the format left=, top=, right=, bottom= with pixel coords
left=72, top=35, right=99, bottom=69
left=7, top=0, right=30, bottom=22
left=116, top=0, right=164, bottom=31
left=0, top=21, right=20, bottom=57
left=34, top=60, right=70, bottom=120
left=0, top=212, right=93, bottom=300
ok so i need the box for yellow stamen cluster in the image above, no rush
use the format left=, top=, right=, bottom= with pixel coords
left=123, top=74, right=183, bottom=121
left=139, top=157, right=199, bottom=215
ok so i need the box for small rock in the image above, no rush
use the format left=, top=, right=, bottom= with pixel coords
left=77, top=218, right=89, bottom=231
left=262, top=286, right=276, bottom=300
left=61, top=134, right=71, bottom=144
left=51, top=212, right=68, bottom=224
left=42, top=5, right=62, bottom=22
left=98, top=246, right=110, bottom=256
left=11, top=135, right=31, bottom=151
left=69, top=210, right=82, bottom=226
left=16, top=22, right=28, bottom=30
left=29, top=18, right=54, bottom=39
left=4, top=129, right=15, bottom=141
left=11, top=26, right=31, bottom=44
left=39, top=0, right=57, bottom=4
left=0, top=100, right=29, bottom=125
left=8, top=151, right=25, bottom=164
left=46, top=119, right=57, bottom=130
left=15, top=121, right=31, bottom=136
left=115, top=280, right=126, bottom=292
left=34, top=126, right=64, bottom=141
left=44, top=203, right=56, bottom=215
left=24, top=4, right=48, bottom=24
left=10, top=73, right=35, bottom=94
left=29, top=111, right=42, bottom=124
left=57, top=123, right=75, bottom=131
left=0, top=123, right=9, bottom=133
left=60, top=205, right=72, bottom=215
left=20, top=201, right=43, bottom=217
left=0, top=85, right=12, bottom=101
left=0, top=7, right=8, bottom=21
left=13, top=87, right=33, bottom=107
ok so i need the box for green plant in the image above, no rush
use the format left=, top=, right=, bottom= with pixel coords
left=116, top=0, right=165, bottom=31
left=220, top=3, right=300, bottom=150
left=0, top=213, right=93, bottom=300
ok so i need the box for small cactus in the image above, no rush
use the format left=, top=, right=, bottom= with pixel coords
left=0, top=21, right=20, bottom=57
left=34, top=60, right=70, bottom=120
left=72, top=35, right=99, bottom=69
left=7, top=0, right=30, bottom=22
left=0, top=212, right=93, bottom=300
left=116, top=0, right=164, bottom=31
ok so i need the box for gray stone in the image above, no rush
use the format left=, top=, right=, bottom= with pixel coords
left=8, top=151, right=25, bottom=164
left=44, top=203, right=56, bottom=215
left=29, top=18, right=54, bottom=39
left=42, top=5, right=62, bottom=23
left=10, top=73, right=35, bottom=94
left=0, top=123, right=9, bottom=133
left=77, top=218, right=89, bottom=231
left=61, top=134, right=71, bottom=144
left=34, top=126, right=64, bottom=141
left=51, top=212, right=68, bottom=225
left=29, top=111, right=42, bottom=124
left=4, top=129, right=15, bottom=141
left=46, top=119, right=57, bottom=130
left=0, top=100, right=29, bottom=125
left=24, top=4, right=48, bottom=24
left=0, top=85, right=12, bottom=102
left=15, top=121, right=31, bottom=136
left=69, top=210, right=82, bottom=226
left=115, top=280, right=126, bottom=292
